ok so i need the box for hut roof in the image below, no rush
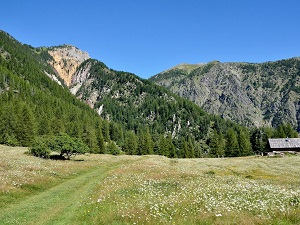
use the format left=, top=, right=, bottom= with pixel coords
left=268, top=138, right=300, bottom=149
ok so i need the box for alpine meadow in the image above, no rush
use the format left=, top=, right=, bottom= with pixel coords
left=0, top=29, right=300, bottom=224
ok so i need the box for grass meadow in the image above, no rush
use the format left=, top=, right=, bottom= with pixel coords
left=0, top=145, right=300, bottom=224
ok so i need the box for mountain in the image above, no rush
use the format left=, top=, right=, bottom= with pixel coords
left=150, top=59, right=300, bottom=131
left=44, top=44, right=257, bottom=157
left=1, top=30, right=295, bottom=158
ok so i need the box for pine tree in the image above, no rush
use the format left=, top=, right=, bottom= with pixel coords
left=123, top=131, right=138, bottom=155
left=82, top=123, right=98, bottom=153
left=102, top=120, right=110, bottom=142
left=107, top=141, right=120, bottom=155
left=138, top=127, right=154, bottom=155
left=282, top=123, right=298, bottom=138
left=158, top=135, right=168, bottom=156
left=225, top=128, right=239, bottom=157
left=250, top=128, right=266, bottom=155
left=275, top=124, right=286, bottom=138
left=16, top=102, right=36, bottom=146
left=238, top=129, right=252, bottom=156
left=209, top=129, right=219, bottom=157
left=187, top=136, right=195, bottom=158
left=95, top=122, right=106, bottom=154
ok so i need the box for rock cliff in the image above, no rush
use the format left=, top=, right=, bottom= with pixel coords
left=47, top=45, right=90, bottom=86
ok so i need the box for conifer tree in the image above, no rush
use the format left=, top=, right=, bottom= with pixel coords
left=16, top=102, right=36, bottom=146
left=102, top=120, right=110, bottom=142
left=123, top=131, right=138, bottom=155
left=225, top=128, right=239, bottom=157
left=138, top=127, right=154, bottom=155
left=238, top=129, right=252, bottom=156
left=95, top=122, right=106, bottom=154
left=209, top=129, right=220, bottom=157
left=82, top=123, right=98, bottom=152
left=187, top=136, right=195, bottom=158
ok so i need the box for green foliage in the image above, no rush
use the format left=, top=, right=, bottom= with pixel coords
left=208, top=129, right=225, bottom=157
left=29, top=134, right=90, bottom=159
left=83, top=58, right=256, bottom=158
left=29, top=137, right=52, bottom=158
left=122, top=131, right=138, bottom=155
left=225, top=128, right=239, bottom=157
left=107, top=141, right=120, bottom=155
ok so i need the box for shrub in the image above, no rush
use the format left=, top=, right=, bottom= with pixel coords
left=29, top=134, right=90, bottom=159
left=29, top=137, right=51, bottom=158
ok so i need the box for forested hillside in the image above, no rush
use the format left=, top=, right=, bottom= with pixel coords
left=67, top=58, right=297, bottom=157
left=0, top=30, right=115, bottom=154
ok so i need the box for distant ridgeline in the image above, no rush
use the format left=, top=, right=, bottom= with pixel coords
left=0, top=30, right=298, bottom=158
left=150, top=59, right=300, bottom=130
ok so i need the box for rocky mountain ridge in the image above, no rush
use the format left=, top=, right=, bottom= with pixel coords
left=150, top=59, right=300, bottom=130
left=45, top=44, right=300, bottom=132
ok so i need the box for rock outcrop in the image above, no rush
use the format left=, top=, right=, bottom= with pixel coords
left=48, top=45, right=90, bottom=86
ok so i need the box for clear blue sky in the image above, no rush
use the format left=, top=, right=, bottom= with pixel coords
left=1, top=0, right=300, bottom=78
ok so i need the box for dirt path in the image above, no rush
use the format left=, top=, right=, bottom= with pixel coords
left=0, top=165, right=115, bottom=225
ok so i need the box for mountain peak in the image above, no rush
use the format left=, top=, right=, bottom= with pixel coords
left=47, top=45, right=90, bottom=86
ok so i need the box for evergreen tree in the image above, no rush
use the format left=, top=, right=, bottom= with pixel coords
left=107, top=141, right=120, bottom=155
left=250, top=128, right=266, bottom=155
left=82, top=123, right=98, bottom=152
left=123, top=131, right=138, bottom=155
left=225, top=128, right=239, bottom=157
left=187, top=136, right=195, bottom=158
left=158, top=135, right=168, bottom=156
left=166, top=134, right=176, bottom=158
left=208, top=129, right=225, bottom=157
left=281, top=123, right=298, bottom=138
left=275, top=124, right=286, bottom=138
left=138, top=128, right=154, bottom=155
left=95, top=122, right=106, bottom=154
left=102, top=120, right=110, bottom=142
left=16, top=102, right=36, bottom=146
left=109, top=122, right=123, bottom=145
left=217, top=133, right=225, bottom=157
left=238, top=129, right=252, bottom=156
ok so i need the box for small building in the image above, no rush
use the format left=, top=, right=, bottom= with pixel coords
left=268, top=138, right=300, bottom=155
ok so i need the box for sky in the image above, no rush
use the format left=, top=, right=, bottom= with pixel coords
left=1, top=0, right=300, bottom=78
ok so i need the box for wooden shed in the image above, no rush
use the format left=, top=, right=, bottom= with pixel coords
left=268, top=138, right=300, bottom=152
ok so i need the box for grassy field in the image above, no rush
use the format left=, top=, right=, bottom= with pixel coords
left=0, top=145, right=299, bottom=224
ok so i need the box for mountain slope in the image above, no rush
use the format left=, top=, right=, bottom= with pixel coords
left=61, top=56, right=255, bottom=157
left=0, top=30, right=115, bottom=152
left=150, top=59, right=300, bottom=130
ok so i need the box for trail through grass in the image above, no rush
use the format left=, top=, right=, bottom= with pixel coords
left=0, top=164, right=114, bottom=225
